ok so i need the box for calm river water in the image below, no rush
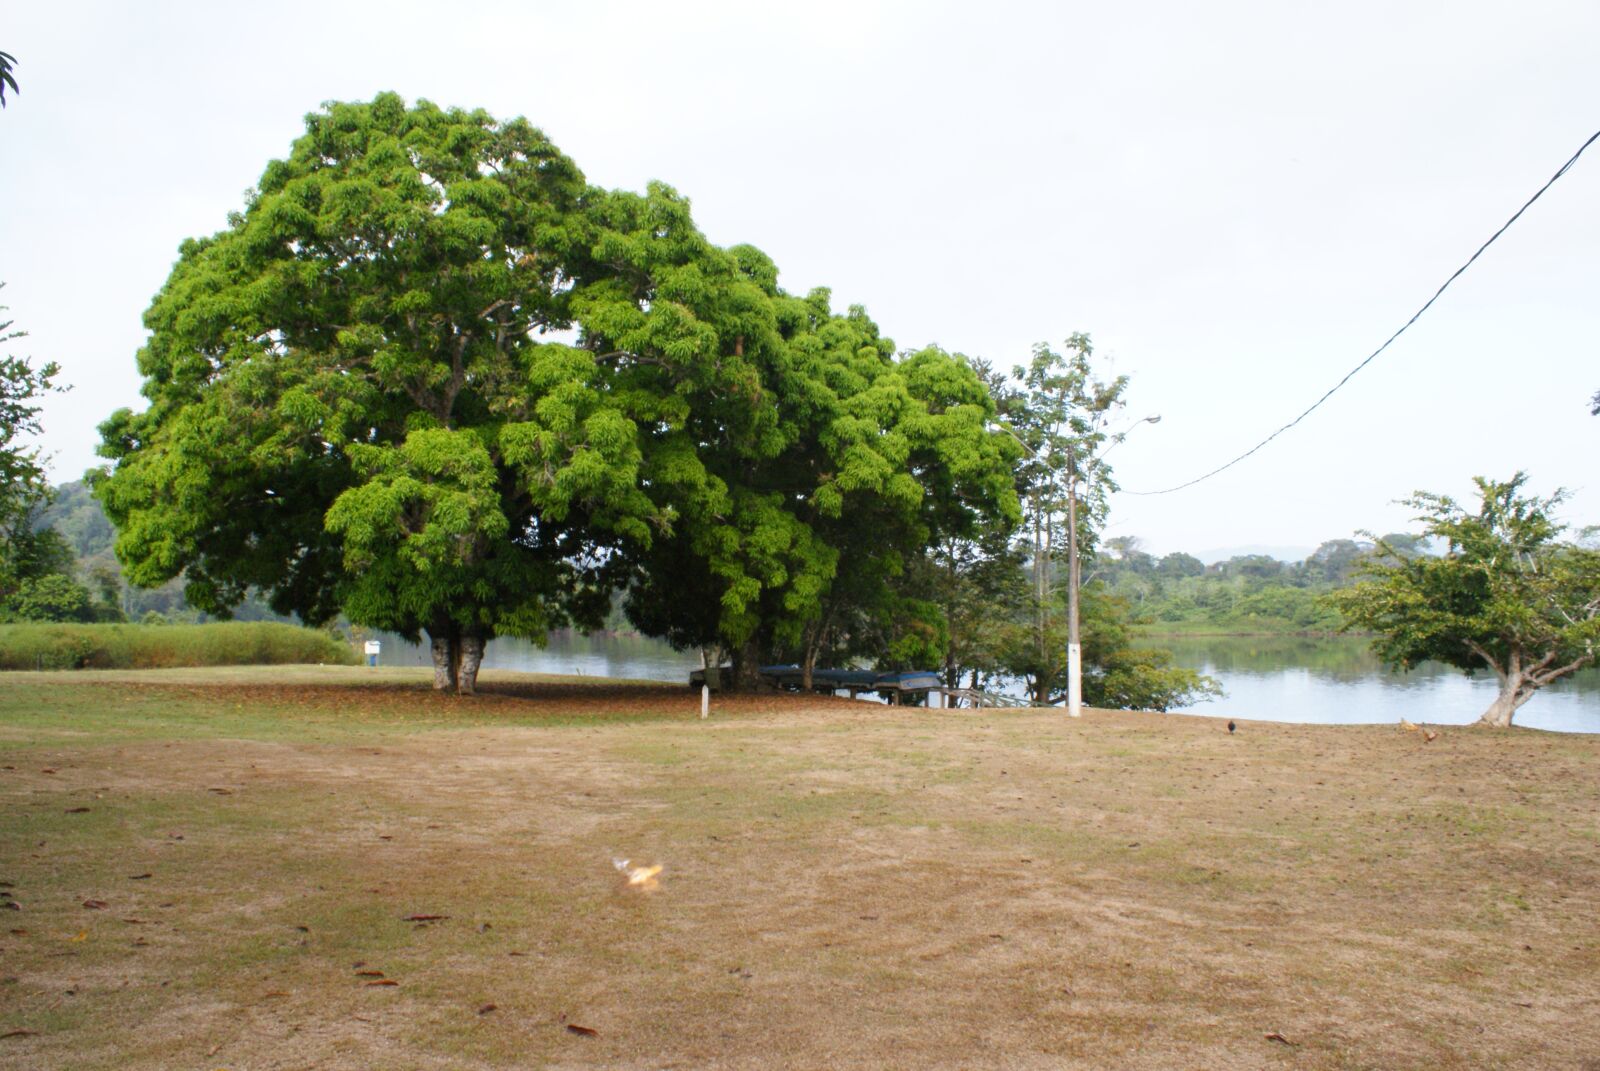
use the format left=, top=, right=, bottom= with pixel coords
left=1150, top=634, right=1600, bottom=734
left=376, top=631, right=1600, bottom=734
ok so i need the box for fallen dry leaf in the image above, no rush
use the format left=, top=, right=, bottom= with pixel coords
left=402, top=914, right=448, bottom=922
left=355, top=970, right=385, bottom=978
left=82, top=900, right=108, bottom=910
left=128, top=874, right=152, bottom=881
left=67, top=931, right=87, bottom=942
left=477, top=1003, right=497, bottom=1015
left=207, top=787, right=233, bottom=795
left=64, top=807, right=91, bottom=814
left=365, top=979, right=399, bottom=987
left=565, top=1023, right=599, bottom=1037
left=1264, top=1031, right=1299, bottom=1046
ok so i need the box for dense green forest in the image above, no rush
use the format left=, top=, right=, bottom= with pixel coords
left=1094, top=534, right=1430, bottom=633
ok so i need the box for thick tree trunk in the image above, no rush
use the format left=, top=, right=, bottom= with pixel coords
left=1466, top=643, right=1596, bottom=728
left=457, top=634, right=486, bottom=696
left=730, top=640, right=765, bottom=693
left=1472, top=659, right=1548, bottom=726
left=1477, top=672, right=1537, bottom=728
left=429, top=628, right=458, bottom=692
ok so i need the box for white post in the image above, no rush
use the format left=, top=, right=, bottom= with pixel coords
left=700, top=684, right=709, bottom=719
left=1066, top=449, right=1083, bottom=718
left=1067, top=642, right=1082, bottom=718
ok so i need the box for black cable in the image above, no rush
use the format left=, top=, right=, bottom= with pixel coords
left=1124, top=126, right=1600, bottom=497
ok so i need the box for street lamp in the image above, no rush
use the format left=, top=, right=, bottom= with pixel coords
left=1064, top=414, right=1160, bottom=717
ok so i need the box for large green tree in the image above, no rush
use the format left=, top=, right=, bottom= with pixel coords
left=1329, top=474, right=1600, bottom=727
left=96, top=95, right=658, bottom=692
left=97, top=94, right=1020, bottom=693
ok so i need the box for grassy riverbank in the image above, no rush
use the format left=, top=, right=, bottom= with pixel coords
left=2, top=667, right=1596, bottom=1069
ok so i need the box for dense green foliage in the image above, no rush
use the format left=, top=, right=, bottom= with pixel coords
left=0, top=621, right=358, bottom=670
left=1328, top=474, right=1600, bottom=727
left=901, top=343, right=1219, bottom=711
left=1095, top=535, right=1432, bottom=634
left=0, top=289, right=110, bottom=623
left=95, top=94, right=1018, bottom=693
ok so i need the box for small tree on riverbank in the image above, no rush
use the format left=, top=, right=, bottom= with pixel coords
left=1329, top=474, right=1600, bottom=727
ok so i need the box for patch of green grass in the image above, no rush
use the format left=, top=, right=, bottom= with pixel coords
left=0, top=622, right=359, bottom=671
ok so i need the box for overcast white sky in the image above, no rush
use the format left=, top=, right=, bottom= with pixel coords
left=3, top=1, right=1596, bottom=558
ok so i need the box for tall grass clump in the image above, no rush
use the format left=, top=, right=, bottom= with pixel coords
left=0, top=622, right=360, bottom=670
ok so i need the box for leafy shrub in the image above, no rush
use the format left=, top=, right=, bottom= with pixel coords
left=6, top=573, right=93, bottom=622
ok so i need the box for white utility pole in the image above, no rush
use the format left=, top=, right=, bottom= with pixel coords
left=1000, top=412, right=1159, bottom=717
left=1065, top=415, right=1160, bottom=717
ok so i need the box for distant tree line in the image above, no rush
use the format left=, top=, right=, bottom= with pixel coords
left=1091, top=534, right=1432, bottom=633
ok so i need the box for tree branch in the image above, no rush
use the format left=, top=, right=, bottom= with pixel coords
left=1529, top=651, right=1597, bottom=687
left=1464, top=639, right=1507, bottom=683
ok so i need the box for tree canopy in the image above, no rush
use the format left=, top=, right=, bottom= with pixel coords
left=95, top=94, right=1019, bottom=693
left=1328, top=474, right=1600, bottom=727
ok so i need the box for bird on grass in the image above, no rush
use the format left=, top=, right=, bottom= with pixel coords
left=1227, top=720, right=1236, bottom=734
left=613, top=857, right=663, bottom=891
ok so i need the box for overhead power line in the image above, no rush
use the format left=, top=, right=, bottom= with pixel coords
left=1124, top=125, right=1600, bottom=497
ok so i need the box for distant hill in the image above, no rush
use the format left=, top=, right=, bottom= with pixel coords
left=36, top=480, right=115, bottom=559
left=1190, top=545, right=1315, bottom=566
left=34, top=480, right=296, bottom=624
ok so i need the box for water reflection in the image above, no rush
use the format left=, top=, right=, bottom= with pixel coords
left=1150, top=635, right=1600, bottom=734
left=377, top=630, right=701, bottom=684
left=374, top=630, right=1600, bottom=734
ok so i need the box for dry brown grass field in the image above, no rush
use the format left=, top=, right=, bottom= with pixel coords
left=1, top=666, right=1597, bottom=1070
